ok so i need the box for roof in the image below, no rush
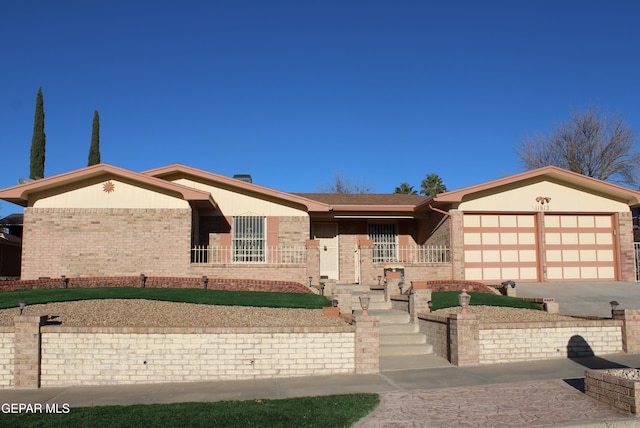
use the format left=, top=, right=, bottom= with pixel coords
left=143, top=164, right=331, bottom=212
left=425, top=166, right=640, bottom=208
left=0, top=164, right=217, bottom=210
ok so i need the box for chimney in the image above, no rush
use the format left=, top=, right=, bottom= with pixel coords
left=233, top=174, right=252, bottom=183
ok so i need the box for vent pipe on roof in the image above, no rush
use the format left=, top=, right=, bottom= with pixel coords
left=233, top=174, right=252, bottom=183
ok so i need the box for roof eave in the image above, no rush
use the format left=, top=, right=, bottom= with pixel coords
left=143, top=164, right=331, bottom=212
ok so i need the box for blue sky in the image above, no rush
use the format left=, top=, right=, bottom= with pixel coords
left=1, top=0, right=639, bottom=209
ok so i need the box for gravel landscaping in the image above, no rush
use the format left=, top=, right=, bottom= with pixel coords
left=431, top=305, right=577, bottom=322
left=0, top=300, right=578, bottom=327
left=604, top=368, right=640, bottom=380
left=0, top=300, right=348, bottom=328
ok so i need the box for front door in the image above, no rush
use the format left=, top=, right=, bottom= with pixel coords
left=314, top=223, right=339, bottom=281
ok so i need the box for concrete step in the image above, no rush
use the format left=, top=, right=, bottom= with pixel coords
left=380, top=333, right=427, bottom=346
left=380, top=323, right=419, bottom=335
left=350, top=291, right=390, bottom=311
left=353, top=309, right=410, bottom=324
left=335, top=284, right=375, bottom=293
left=380, top=343, right=433, bottom=357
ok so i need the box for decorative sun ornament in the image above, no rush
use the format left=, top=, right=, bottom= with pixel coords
left=103, top=181, right=115, bottom=193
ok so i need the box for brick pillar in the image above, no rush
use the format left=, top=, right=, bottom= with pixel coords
left=306, top=240, right=320, bottom=288
left=448, top=313, right=480, bottom=366
left=449, top=210, right=465, bottom=280
left=358, top=240, right=374, bottom=285
left=410, top=288, right=432, bottom=323
left=613, top=309, right=640, bottom=353
left=14, top=315, right=47, bottom=388
left=334, top=292, right=352, bottom=316
left=355, top=314, right=379, bottom=374
left=617, top=212, right=636, bottom=282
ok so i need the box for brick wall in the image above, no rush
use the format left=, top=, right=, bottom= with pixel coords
left=419, top=315, right=448, bottom=359
left=479, top=323, right=622, bottom=364
left=0, top=313, right=383, bottom=389
left=189, top=265, right=312, bottom=287
left=0, top=276, right=312, bottom=294
left=0, top=328, right=13, bottom=387
left=22, top=208, right=192, bottom=279
left=39, top=326, right=356, bottom=386
left=278, top=216, right=310, bottom=247
left=419, top=313, right=624, bottom=365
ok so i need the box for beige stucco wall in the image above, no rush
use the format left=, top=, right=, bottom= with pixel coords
left=458, top=180, right=630, bottom=213
left=172, top=178, right=308, bottom=217
left=31, top=179, right=190, bottom=209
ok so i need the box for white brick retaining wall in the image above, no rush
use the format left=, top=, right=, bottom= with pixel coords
left=0, top=329, right=14, bottom=387
left=39, top=326, right=356, bottom=387
left=479, top=323, right=622, bottom=364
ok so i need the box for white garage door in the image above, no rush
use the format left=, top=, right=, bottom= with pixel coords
left=544, top=214, right=616, bottom=280
left=463, top=214, right=539, bottom=282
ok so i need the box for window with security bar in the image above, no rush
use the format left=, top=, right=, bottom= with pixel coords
left=369, top=223, right=398, bottom=263
left=232, top=216, right=266, bottom=262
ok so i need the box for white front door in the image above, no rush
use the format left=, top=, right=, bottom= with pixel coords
left=314, top=223, right=339, bottom=281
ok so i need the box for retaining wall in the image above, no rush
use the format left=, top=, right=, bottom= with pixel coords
left=2, top=314, right=379, bottom=389
left=39, top=326, right=356, bottom=387
left=419, top=313, right=625, bottom=366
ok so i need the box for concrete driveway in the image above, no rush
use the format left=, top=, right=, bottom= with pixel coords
left=516, top=281, right=640, bottom=318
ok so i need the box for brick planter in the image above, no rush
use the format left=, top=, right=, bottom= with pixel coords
left=585, top=369, right=640, bottom=414
left=322, top=307, right=340, bottom=317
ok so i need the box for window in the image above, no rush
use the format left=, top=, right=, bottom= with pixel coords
left=369, top=223, right=397, bottom=263
left=232, top=216, right=266, bottom=262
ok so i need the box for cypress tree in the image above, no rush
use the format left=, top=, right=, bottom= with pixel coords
left=29, top=87, right=46, bottom=179
left=88, top=110, right=101, bottom=166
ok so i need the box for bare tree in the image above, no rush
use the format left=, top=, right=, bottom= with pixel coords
left=318, top=172, right=371, bottom=194
left=517, top=105, right=640, bottom=187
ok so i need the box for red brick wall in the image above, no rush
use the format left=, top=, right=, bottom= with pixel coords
left=0, top=275, right=312, bottom=293
left=21, top=208, right=192, bottom=279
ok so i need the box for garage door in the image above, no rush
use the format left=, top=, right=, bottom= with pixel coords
left=544, top=214, right=616, bottom=280
left=463, top=214, right=539, bottom=282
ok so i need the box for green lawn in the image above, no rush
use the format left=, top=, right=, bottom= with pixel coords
left=0, top=287, right=541, bottom=312
left=0, top=287, right=332, bottom=310
left=0, top=394, right=380, bottom=428
left=430, top=291, right=541, bottom=311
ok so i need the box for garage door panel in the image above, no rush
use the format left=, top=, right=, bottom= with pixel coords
left=463, top=214, right=538, bottom=281
left=598, top=267, right=615, bottom=278
left=543, top=214, right=616, bottom=281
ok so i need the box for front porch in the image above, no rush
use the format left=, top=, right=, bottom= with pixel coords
left=190, top=241, right=452, bottom=287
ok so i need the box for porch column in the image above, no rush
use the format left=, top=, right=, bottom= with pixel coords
left=306, top=240, right=320, bottom=290
left=449, top=210, right=465, bottom=281
left=358, top=239, right=374, bottom=285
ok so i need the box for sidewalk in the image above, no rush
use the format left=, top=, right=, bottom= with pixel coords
left=1, top=354, right=639, bottom=426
